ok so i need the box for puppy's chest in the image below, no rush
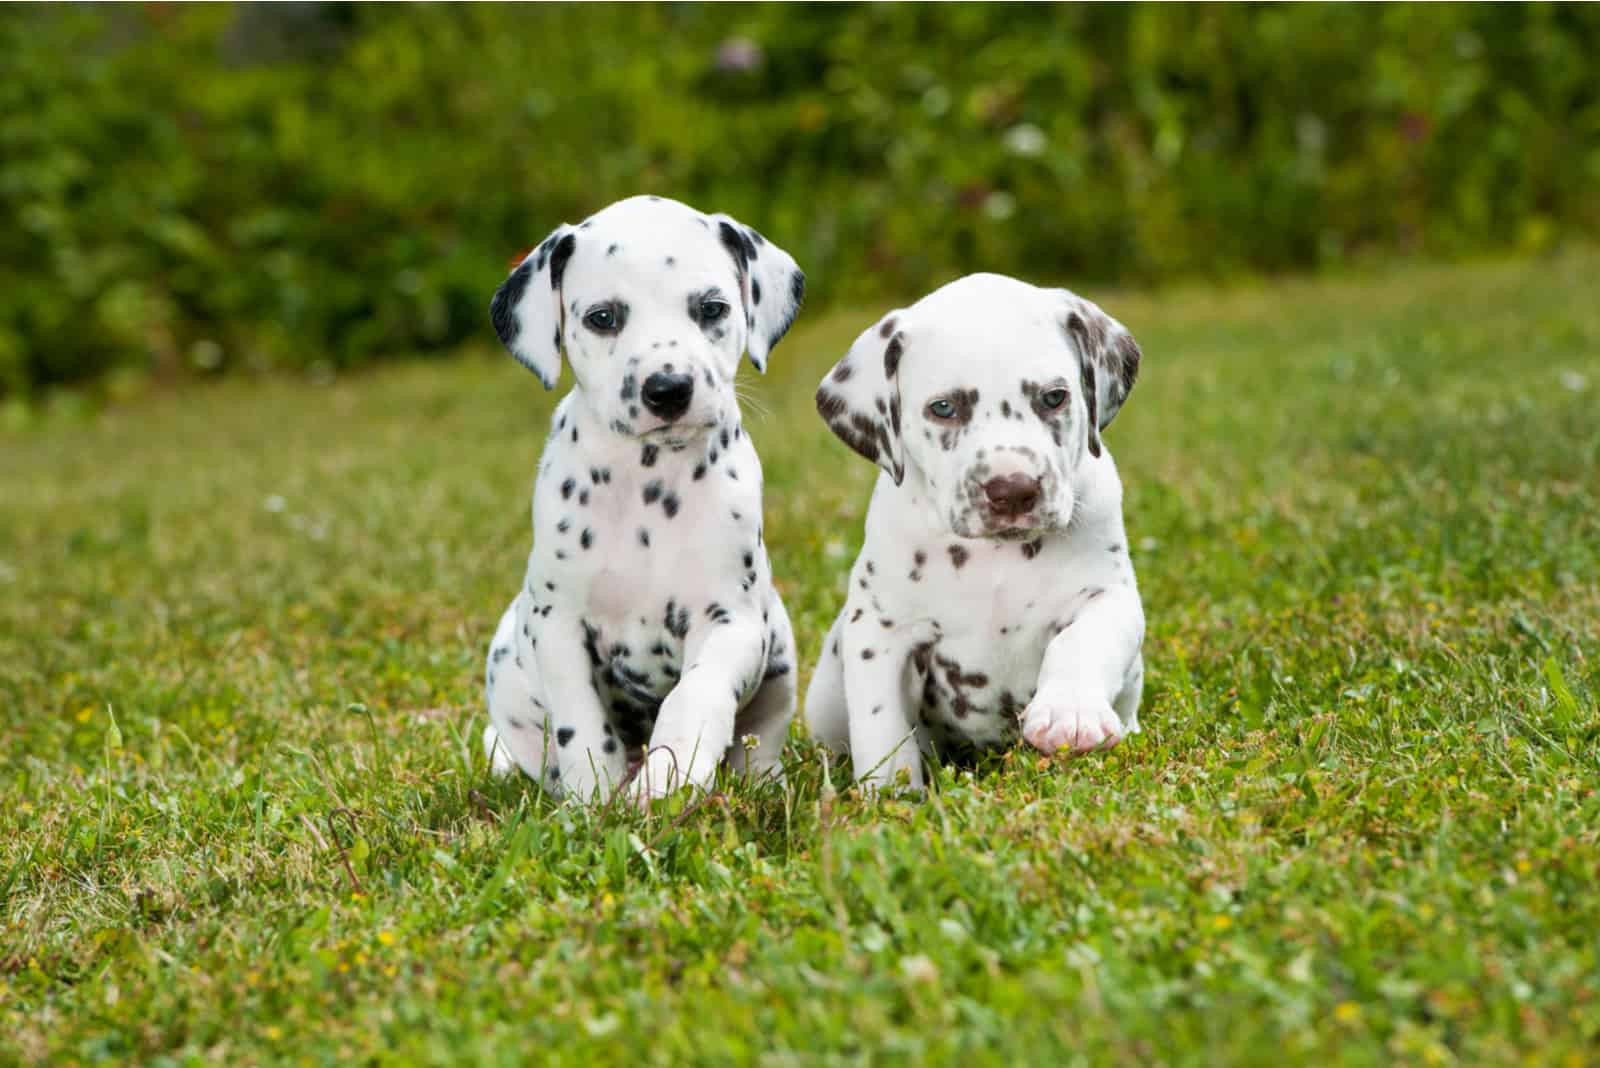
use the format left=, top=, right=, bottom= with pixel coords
left=535, top=434, right=762, bottom=584
left=887, top=542, right=1115, bottom=752
left=907, top=611, right=1053, bottom=753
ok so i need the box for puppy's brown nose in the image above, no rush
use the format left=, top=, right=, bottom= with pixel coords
left=983, top=473, right=1041, bottom=516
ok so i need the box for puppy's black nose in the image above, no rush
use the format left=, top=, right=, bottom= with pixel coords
left=983, top=474, right=1041, bottom=516
left=641, top=372, right=695, bottom=421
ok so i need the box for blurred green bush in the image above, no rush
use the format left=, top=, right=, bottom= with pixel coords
left=3, top=3, right=1597, bottom=393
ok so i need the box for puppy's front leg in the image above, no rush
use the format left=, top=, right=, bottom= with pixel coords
left=535, top=616, right=629, bottom=801
left=633, top=613, right=764, bottom=800
left=1022, top=586, right=1145, bottom=755
left=842, top=623, right=924, bottom=794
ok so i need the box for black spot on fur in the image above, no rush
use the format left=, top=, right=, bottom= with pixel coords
left=639, top=528, right=651, bottom=547
left=640, top=443, right=659, bottom=467
left=580, top=528, right=594, bottom=550
left=718, top=221, right=750, bottom=276
left=948, top=544, right=969, bottom=569
left=560, top=477, right=576, bottom=499
left=490, top=260, right=533, bottom=346
left=1021, top=538, right=1043, bottom=560
left=642, top=480, right=663, bottom=505
left=547, top=232, right=577, bottom=292
left=878, top=317, right=897, bottom=339
left=884, top=334, right=904, bottom=379
left=664, top=600, right=690, bottom=641
left=663, top=493, right=680, bottom=518
left=556, top=726, right=575, bottom=747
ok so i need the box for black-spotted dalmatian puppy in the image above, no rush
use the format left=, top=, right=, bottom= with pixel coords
left=805, top=273, right=1146, bottom=792
left=483, top=195, right=805, bottom=803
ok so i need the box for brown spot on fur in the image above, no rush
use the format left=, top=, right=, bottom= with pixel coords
left=1080, top=361, right=1101, bottom=456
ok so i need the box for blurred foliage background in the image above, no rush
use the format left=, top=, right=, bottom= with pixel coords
left=2, top=2, right=1597, bottom=396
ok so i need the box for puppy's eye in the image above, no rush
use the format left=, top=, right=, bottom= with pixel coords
left=698, top=299, right=730, bottom=323
left=1040, top=387, right=1069, bottom=410
left=583, top=305, right=623, bottom=334
left=926, top=398, right=957, bottom=420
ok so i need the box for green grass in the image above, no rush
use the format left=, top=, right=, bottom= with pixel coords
left=3, top=253, right=1599, bottom=1067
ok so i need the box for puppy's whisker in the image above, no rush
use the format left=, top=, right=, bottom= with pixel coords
left=733, top=387, right=772, bottom=421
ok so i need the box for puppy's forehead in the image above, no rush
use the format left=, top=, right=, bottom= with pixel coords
left=566, top=196, right=733, bottom=287
left=901, top=281, right=1069, bottom=394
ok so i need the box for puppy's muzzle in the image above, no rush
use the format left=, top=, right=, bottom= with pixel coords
left=641, top=371, right=695, bottom=422
left=982, top=473, right=1041, bottom=517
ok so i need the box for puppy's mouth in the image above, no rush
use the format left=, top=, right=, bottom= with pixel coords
left=637, top=420, right=719, bottom=447
left=953, top=507, right=1067, bottom=541
left=986, top=520, right=1041, bottom=541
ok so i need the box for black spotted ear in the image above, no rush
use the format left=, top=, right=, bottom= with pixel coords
left=707, top=213, right=805, bottom=373
left=490, top=224, right=578, bottom=389
left=1055, top=290, right=1142, bottom=457
left=815, top=312, right=908, bottom=484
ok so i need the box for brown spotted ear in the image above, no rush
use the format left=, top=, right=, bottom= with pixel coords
left=707, top=213, right=805, bottom=373
left=1055, top=290, right=1142, bottom=457
left=490, top=224, right=578, bottom=389
left=815, top=313, right=908, bottom=484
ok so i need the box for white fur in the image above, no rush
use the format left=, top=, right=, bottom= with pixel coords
left=806, top=273, right=1146, bottom=792
left=483, top=196, right=804, bottom=803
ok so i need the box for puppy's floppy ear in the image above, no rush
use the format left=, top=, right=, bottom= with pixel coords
left=490, top=224, right=578, bottom=389
left=815, top=312, right=908, bottom=485
left=707, top=213, right=805, bottom=373
left=1054, top=289, right=1142, bottom=458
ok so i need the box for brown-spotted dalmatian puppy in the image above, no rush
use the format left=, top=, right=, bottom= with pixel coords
left=805, top=273, right=1145, bottom=792
left=483, top=195, right=805, bottom=803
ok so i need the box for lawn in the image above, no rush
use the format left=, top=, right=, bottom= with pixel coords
left=2, top=253, right=1598, bottom=1066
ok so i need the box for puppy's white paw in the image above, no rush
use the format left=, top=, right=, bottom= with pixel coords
left=1021, top=686, right=1124, bottom=755
left=627, top=746, right=692, bottom=805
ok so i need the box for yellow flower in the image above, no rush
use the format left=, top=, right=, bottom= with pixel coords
left=1334, top=1001, right=1361, bottom=1024
left=1212, top=914, right=1233, bottom=931
left=377, top=930, right=397, bottom=947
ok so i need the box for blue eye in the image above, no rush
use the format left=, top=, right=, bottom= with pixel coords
left=927, top=398, right=957, bottom=419
left=1040, top=387, right=1069, bottom=409
left=699, top=299, right=730, bottom=323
